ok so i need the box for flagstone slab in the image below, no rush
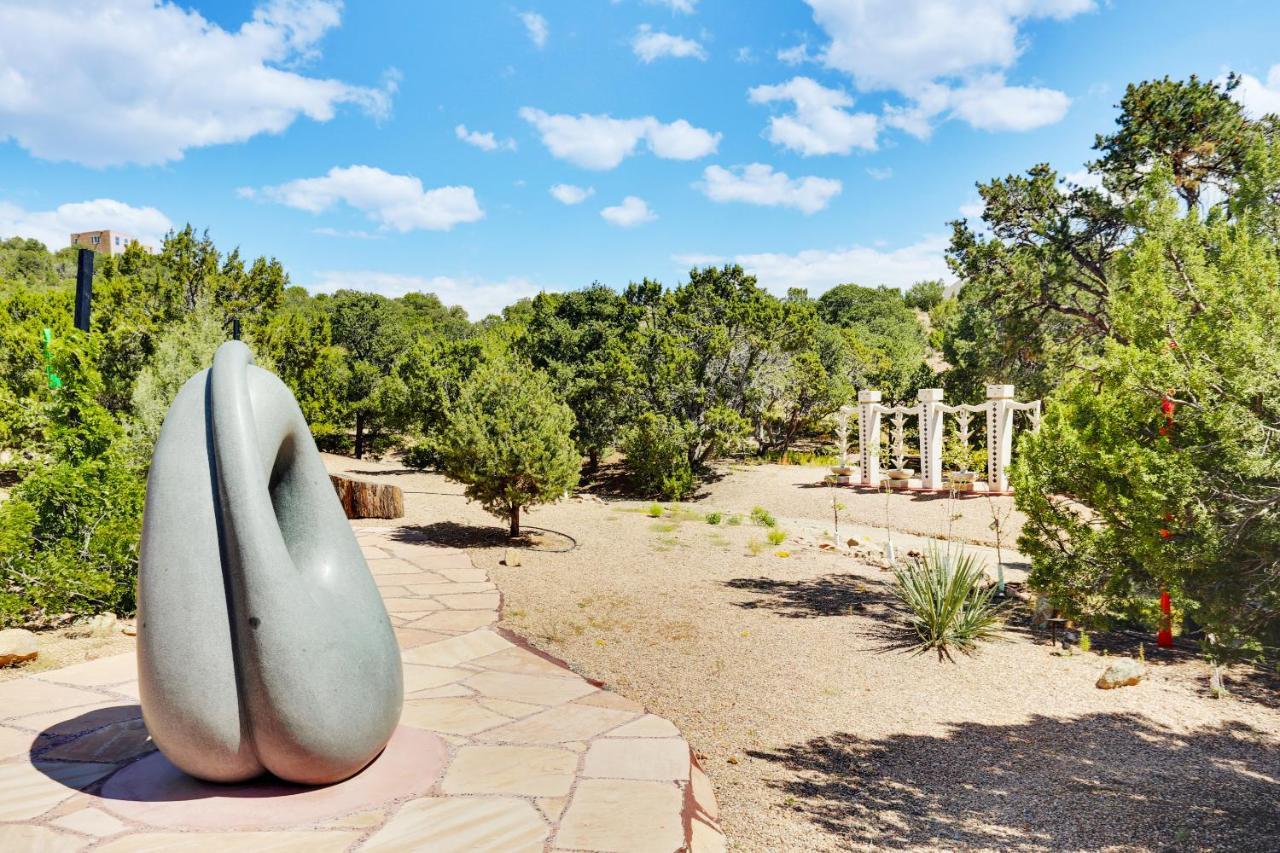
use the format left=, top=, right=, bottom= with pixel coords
left=555, top=779, right=684, bottom=853
left=0, top=525, right=724, bottom=851
left=441, top=744, right=578, bottom=796
left=361, top=796, right=548, bottom=853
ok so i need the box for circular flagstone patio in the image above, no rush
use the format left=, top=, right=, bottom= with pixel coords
left=0, top=527, right=725, bottom=853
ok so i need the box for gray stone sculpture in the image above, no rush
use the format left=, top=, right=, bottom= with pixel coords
left=137, top=341, right=403, bottom=785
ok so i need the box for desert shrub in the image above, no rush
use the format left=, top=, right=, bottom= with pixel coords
left=434, top=358, right=579, bottom=536
left=705, top=511, right=722, bottom=525
left=750, top=506, right=776, bottom=527
left=767, top=529, right=787, bottom=546
left=647, top=503, right=663, bottom=518
left=727, top=514, right=743, bottom=526
left=747, top=538, right=766, bottom=556
left=893, top=546, right=1004, bottom=660
left=621, top=411, right=695, bottom=500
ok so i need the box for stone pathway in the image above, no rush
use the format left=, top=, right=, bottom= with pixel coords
left=0, top=527, right=724, bottom=852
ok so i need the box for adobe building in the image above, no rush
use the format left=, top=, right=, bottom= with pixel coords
left=69, top=229, right=147, bottom=256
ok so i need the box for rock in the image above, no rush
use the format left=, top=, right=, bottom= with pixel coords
left=70, top=613, right=118, bottom=638
left=0, top=628, right=38, bottom=667
left=121, top=622, right=137, bottom=637
left=503, top=548, right=522, bottom=567
left=1096, top=657, right=1146, bottom=689
left=846, top=537, right=859, bottom=547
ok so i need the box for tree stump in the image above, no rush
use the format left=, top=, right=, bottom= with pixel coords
left=329, top=474, right=404, bottom=520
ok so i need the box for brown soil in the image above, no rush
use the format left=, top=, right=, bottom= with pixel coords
left=331, top=455, right=1280, bottom=851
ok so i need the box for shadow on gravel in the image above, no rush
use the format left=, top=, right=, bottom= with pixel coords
left=723, top=573, right=900, bottom=619
left=395, top=522, right=577, bottom=553
left=750, top=713, right=1280, bottom=851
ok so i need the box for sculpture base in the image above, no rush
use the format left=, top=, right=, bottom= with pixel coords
left=100, top=726, right=447, bottom=830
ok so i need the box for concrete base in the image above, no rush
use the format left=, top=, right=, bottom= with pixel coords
left=100, top=726, right=447, bottom=830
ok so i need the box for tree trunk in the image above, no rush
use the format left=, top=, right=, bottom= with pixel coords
left=330, top=474, right=403, bottom=519
left=586, top=448, right=599, bottom=473
left=509, top=505, right=521, bottom=538
left=354, top=410, right=365, bottom=459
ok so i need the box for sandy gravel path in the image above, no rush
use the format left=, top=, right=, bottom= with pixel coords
left=325, top=455, right=1280, bottom=852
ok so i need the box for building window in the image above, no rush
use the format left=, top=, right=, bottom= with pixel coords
left=91, top=235, right=100, bottom=245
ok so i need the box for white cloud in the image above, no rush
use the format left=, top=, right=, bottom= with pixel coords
left=748, top=77, right=878, bottom=155
left=866, top=166, right=893, bottom=180
left=958, top=200, right=984, bottom=218
left=519, top=107, right=719, bottom=169
left=0, top=0, right=393, bottom=167
left=1232, top=65, right=1280, bottom=119
left=735, top=47, right=757, bottom=64
left=800, top=0, right=1088, bottom=135
left=310, top=270, right=545, bottom=320
left=252, top=165, right=483, bottom=232
left=644, top=0, right=698, bottom=13
left=455, top=124, right=515, bottom=152
left=549, top=184, right=595, bottom=205
left=696, top=164, right=841, bottom=214
left=672, top=252, right=726, bottom=267
left=600, top=196, right=656, bottom=227
left=0, top=197, right=171, bottom=249
left=777, top=43, right=814, bottom=65
left=632, top=25, right=707, bottom=62
left=520, top=11, right=548, bottom=48
left=734, top=234, right=952, bottom=296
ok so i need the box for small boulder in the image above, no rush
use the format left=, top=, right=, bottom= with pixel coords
left=846, top=537, right=859, bottom=547
left=121, top=622, right=137, bottom=637
left=0, top=628, right=38, bottom=667
left=503, top=548, right=522, bottom=568
left=1097, top=657, right=1146, bottom=689
left=70, top=613, right=118, bottom=638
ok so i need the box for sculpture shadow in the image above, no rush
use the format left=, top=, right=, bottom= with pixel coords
left=30, top=705, right=391, bottom=803
left=749, top=712, right=1280, bottom=851
left=723, top=572, right=902, bottom=620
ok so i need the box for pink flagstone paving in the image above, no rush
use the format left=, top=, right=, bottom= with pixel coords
left=0, top=526, right=724, bottom=852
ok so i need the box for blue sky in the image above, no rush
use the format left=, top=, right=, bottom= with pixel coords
left=3, top=0, right=1280, bottom=318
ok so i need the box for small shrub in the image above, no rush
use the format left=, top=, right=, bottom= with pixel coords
left=727, top=514, right=743, bottom=526
left=1078, top=631, right=1092, bottom=653
left=774, top=550, right=790, bottom=558
left=747, top=538, right=765, bottom=556
left=893, top=546, right=1004, bottom=660
left=766, top=529, right=787, bottom=546
left=647, top=503, right=664, bottom=518
left=750, top=506, right=776, bottom=527
left=705, top=511, right=722, bottom=525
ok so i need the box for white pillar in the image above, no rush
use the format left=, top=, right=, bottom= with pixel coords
left=987, top=384, right=1015, bottom=492
left=858, top=390, right=881, bottom=487
left=918, top=388, right=945, bottom=489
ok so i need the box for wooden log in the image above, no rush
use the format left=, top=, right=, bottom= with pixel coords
left=329, top=474, right=404, bottom=520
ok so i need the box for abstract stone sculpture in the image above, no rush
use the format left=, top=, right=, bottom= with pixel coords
left=137, top=341, right=403, bottom=785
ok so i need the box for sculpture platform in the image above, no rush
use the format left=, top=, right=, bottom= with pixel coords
left=0, top=528, right=724, bottom=852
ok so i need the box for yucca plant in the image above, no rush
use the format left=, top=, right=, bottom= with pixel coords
left=892, top=546, right=1005, bottom=660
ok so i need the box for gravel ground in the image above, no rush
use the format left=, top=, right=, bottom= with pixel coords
left=326, top=455, right=1280, bottom=852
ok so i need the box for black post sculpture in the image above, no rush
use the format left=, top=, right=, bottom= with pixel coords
left=74, top=248, right=93, bottom=332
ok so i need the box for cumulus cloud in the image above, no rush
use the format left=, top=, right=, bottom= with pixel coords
left=0, top=0, right=393, bottom=166
left=1232, top=65, right=1280, bottom=119
left=696, top=164, right=841, bottom=214
left=455, top=124, right=515, bottom=151
left=549, top=184, right=595, bottom=205
left=0, top=197, right=172, bottom=249
left=748, top=77, right=878, bottom=155
left=249, top=165, right=483, bottom=232
left=309, top=270, right=545, bottom=320
left=777, top=43, right=814, bottom=65
left=520, top=11, right=548, bottom=48
left=632, top=25, right=707, bottom=62
left=519, top=107, right=720, bottom=169
left=734, top=234, right=952, bottom=296
left=600, top=196, right=656, bottom=227
left=798, top=0, right=1089, bottom=135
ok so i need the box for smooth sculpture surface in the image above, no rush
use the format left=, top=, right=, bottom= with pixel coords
left=137, top=341, right=403, bottom=785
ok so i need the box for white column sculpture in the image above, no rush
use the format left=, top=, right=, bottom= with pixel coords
left=858, top=389, right=882, bottom=487
left=918, top=388, right=945, bottom=489
left=987, top=384, right=1016, bottom=492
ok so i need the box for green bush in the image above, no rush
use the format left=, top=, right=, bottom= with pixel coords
left=893, top=546, right=1004, bottom=660
left=647, top=503, right=663, bottom=518
left=434, top=358, right=580, bottom=537
left=727, top=514, right=743, bottom=526
left=750, top=506, right=776, bottom=527
left=705, top=511, right=722, bottom=525
left=621, top=411, right=695, bottom=500
left=766, top=528, right=787, bottom=546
